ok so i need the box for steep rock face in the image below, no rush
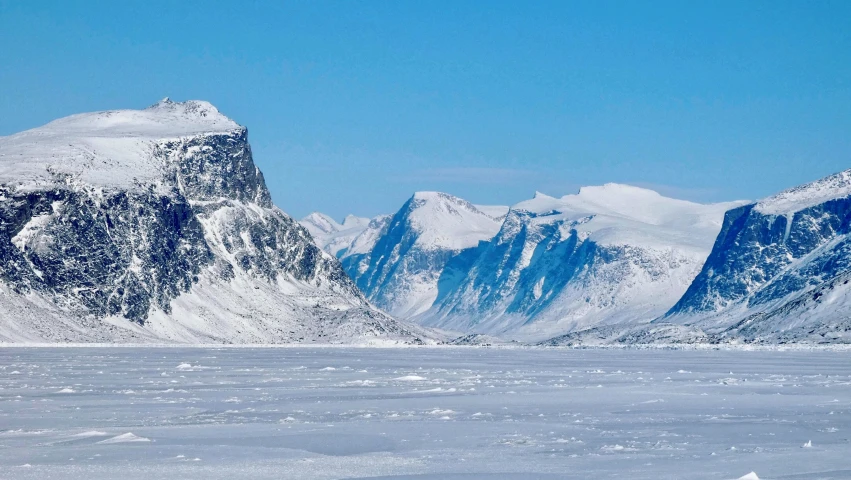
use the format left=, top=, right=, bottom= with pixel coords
left=426, top=209, right=597, bottom=325
left=1, top=185, right=212, bottom=322
left=0, top=99, right=428, bottom=344
left=665, top=169, right=851, bottom=343
left=421, top=186, right=743, bottom=339
left=341, top=192, right=507, bottom=318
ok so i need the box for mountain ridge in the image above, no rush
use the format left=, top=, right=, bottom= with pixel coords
left=318, top=184, right=747, bottom=341
left=8, top=100, right=850, bottom=345
left=419, top=185, right=746, bottom=339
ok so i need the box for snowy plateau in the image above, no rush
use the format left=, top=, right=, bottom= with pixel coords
left=0, top=99, right=428, bottom=345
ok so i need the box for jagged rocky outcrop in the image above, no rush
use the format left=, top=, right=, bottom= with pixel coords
left=0, top=99, right=429, bottom=344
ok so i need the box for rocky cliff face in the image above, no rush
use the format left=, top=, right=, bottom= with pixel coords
left=1, top=183, right=212, bottom=322
left=0, top=99, right=428, bottom=344
left=663, top=170, right=851, bottom=343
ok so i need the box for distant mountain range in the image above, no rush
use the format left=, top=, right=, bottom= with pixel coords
left=305, top=172, right=851, bottom=345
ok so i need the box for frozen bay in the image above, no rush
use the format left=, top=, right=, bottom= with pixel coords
left=1, top=347, right=849, bottom=479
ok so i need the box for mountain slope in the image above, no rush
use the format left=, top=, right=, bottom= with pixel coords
left=0, top=99, right=429, bottom=344
left=663, top=169, right=851, bottom=344
left=341, top=192, right=507, bottom=318
left=420, top=185, right=745, bottom=339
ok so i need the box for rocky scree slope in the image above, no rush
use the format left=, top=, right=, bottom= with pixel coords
left=0, top=99, right=428, bottom=344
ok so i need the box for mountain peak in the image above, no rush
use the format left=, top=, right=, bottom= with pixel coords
left=142, top=98, right=231, bottom=126
left=398, top=192, right=504, bottom=251
left=301, top=212, right=342, bottom=235
left=0, top=99, right=243, bottom=189
left=3, top=98, right=240, bottom=143
left=341, top=214, right=369, bottom=228
left=37, top=98, right=241, bottom=138
left=411, top=191, right=454, bottom=202
left=300, top=212, right=376, bottom=257
left=0, top=102, right=429, bottom=344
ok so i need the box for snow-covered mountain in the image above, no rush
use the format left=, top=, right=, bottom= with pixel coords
left=340, top=192, right=508, bottom=319
left=0, top=99, right=429, bottom=344
left=334, top=185, right=742, bottom=341
left=660, top=169, right=851, bottom=344
left=419, top=185, right=745, bottom=339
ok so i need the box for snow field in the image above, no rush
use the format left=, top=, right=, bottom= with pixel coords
left=1, top=347, right=849, bottom=479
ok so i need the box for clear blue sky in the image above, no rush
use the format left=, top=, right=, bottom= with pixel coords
left=1, top=1, right=849, bottom=220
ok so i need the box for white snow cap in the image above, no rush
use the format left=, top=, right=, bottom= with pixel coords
left=20, top=98, right=239, bottom=138
left=407, top=191, right=507, bottom=250
left=736, top=472, right=759, bottom=480
left=755, top=169, right=851, bottom=215
left=512, top=183, right=747, bottom=252
left=0, top=99, right=242, bottom=189
left=302, top=212, right=346, bottom=236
